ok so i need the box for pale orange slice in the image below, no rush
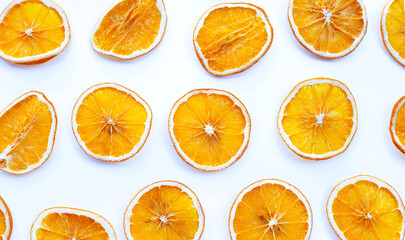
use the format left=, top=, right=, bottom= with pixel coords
left=0, top=0, right=70, bottom=64
left=168, top=89, right=251, bottom=171
left=278, top=78, right=357, bottom=160
left=390, top=96, right=405, bottom=153
left=124, top=180, right=205, bottom=240
left=288, top=0, right=367, bottom=58
left=0, top=196, right=12, bottom=240
left=72, top=83, right=152, bottom=162
left=327, top=175, right=405, bottom=240
left=229, top=179, right=313, bottom=240
left=381, top=0, right=405, bottom=67
left=92, top=0, right=167, bottom=60
left=31, top=207, right=117, bottom=240
left=193, top=3, right=273, bottom=76
left=0, top=91, right=57, bottom=175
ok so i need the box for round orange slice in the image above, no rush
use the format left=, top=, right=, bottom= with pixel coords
left=168, top=89, right=251, bottom=171
left=381, top=0, right=405, bottom=67
left=72, top=83, right=152, bottom=162
left=278, top=78, right=357, bottom=160
left=0, top=91, right=57, bottom=175
left=229, top=179, right=313, bottom=240
left=31, top=207, right=117, bottom=240
left=390, top=96, right=405, bottom=153
left=0, top=0, right=70, bottom=64
left=0, top=196, right=12, bottom=240
left=124, top=180, right=205, bottom=240
left=193, top=3, right=273, bottom=76
left=288, top=0, right=367, bottom=58
left=327, top=175, right=405, bottom=240
left=92, top=0, right=167, bottom=60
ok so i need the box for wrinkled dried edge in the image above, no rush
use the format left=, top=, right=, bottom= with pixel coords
left=390, top=96, right=405, bottom=153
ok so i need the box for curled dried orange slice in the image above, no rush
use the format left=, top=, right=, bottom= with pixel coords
left=31, top=207, right=117, bottom=240
left=229, top=179, right=312, bottom=240
left=0, top=91, right=57, bottom=175
left=72, top=83, right=152, bottom=162
left=92, top=0, right=167, bottom=60
left=288, top=0, right=367, bottom=58
left=0, top=196, right=12, bottom=240
left=169, top=89, right=251, bottom=171
left=0, top=0, right=70, bottom=64
left=124, top=180, right=205, bottom=240
left=327, top=175, right=405, bottom=240
left=193, top=3, right=273, bottom=76
left=390, top=96, right=405, bottom=153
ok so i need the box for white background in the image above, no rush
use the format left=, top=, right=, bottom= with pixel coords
left=0, top=0, right=404, bottom=239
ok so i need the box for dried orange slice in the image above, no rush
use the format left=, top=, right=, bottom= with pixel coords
left=390, top=96, right=405, bottom=153
left=327, top=175, right=405, bottom=240
left=92, top=0, right=167, bottom=60
left=0, top=196, right=12, bottom=240
left=72, top=83, right=152, bottom=162
left=0, top=0, right=70, bottom=64
left=31, top=207, right=117, bottom=240
left=0, top=91, right=57, bottom=175
left=288, top=0, right=367, bottom=58
left=193, top=3, right=273, bottom=76
left=278, top=78, right=357, bottom=160
left=168, top=89, right=251, bottom=171
left=381, top=0, right=405, bottom=67
left=124, top=180, right=205, bottom=240
left=229, top=179, right=313, bottom=240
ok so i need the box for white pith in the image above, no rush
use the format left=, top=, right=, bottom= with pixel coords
left=91, top=0, right=167, bottom=59
left=0, top=0, right=70, bottom=63
left=168, top=89, right=251, bottom=171
left=0, top=199, right=11, bottom=239
left=71, top=83, right=152, bottom=162
left=193, top=3, right=273, bottom=76
left=0, top=91, right=57, bottom=175
left=391, top=96, right=405, bottom=151
left=124, top=181, right=205, bottom=240
left=288, top=0, right=368, bottom=58
left=327, top=175, right=405, bottom=240
left=277, top=78, right=358, bottom=160
left=229, top=179, right=313, bottom=240
left=31, top=207, right=117, bottom=240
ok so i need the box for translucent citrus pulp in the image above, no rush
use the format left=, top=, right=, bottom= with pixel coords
left=31, top=207, right=117, bottom=240
left=288, top=0, right=367, bottom=58
left=124, top=181, right=205, bottom=240
left=0, top=91, right=57, bottom=175
left=92, top=0, right=167, bottom=59
left=390, top=96, right=405, bottom=153
left=278, top=78, right=357, bottom=160
left=0, top=0, right=70, bottom=64
left=0, top=196, right=12, bottom=240
left=72, top=83, right=152, bottom=162
left=193, top=3, right=273, bottom=76
left=229, top=179, right=312, bottom=240
left=169, top=89, right=251, bottom=171
left=382, top=0, right=405, bottom=67
left=327, top=175, right=405, bottom=240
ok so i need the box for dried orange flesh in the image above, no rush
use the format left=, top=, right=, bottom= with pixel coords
left=393, top=98, right=405, bottom=147
left=0, top=0, right=67, bottom=60
left=384, top=0, right=405, bottom=60
left=0, top=210, right=6, bottom=239
left=128, top=184, right=201, bottom=239
left=331, top=179, right=404, bottom=239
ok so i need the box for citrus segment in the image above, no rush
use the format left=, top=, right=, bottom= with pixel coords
left=124, top=181, right=205, bottom=240
left=193, top=3, right=273, bottom=76
left=278, top=78, right=357, bottom=160
left=0, top=91, right=57, bottom=175
left=169, top=89, right=250, bottom=171
left=229, top=179, right=312, bottom=240
left=72, top=83, right=152, bottom=162
left=0, top=196, right=12, bottom=240
left=390, top=96, right=405, bottom=153
left=92, top=0, right=167, bottom=59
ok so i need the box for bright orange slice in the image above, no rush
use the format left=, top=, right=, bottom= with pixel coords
left=193, top=3, right=273, bottom=76
left=124, top=180, right=205, bottom=240
left=288, top=0, right=367, bottom=58
left=327, top=175, right=405, bottom=240
left=229, top=179, right=313, bottom=240
left=278, top=78, right=357, bottom=160
left=168, top=89, right=251, bottom=171
left=31, top=207, right=117, bottom=240
left=0, top=91, right=57, bottom=175
left=92, top=0, right=167, bottom=60
left=72, top=83, right=152, bottom=162
left=0, top=196, right=12, bottom=240
left=0, top=0, right=70, bottom=64
left=390, top=96, right=405, bottom=153
left=381, top=0, right=405, bottom=67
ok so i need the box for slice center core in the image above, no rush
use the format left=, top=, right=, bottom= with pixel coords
left=323, top=9, right=332, bottom=23
left=25, top=29, right=33, bottom=36
left=315, top=113, right=325, bottom=125
left=204, top=124, right=215, bottom=135
left=268, top=219, right=278, bottom=228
